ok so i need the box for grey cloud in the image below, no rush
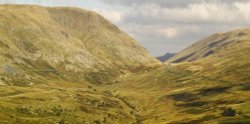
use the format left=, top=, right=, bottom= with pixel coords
left=101, top=0, right=196, bottom=7
left=101, top=0, right=250, bottom=7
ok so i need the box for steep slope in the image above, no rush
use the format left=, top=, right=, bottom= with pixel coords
left=167, top=28, right=250, bottom=82
left=0, top=5, right=160, bottom=85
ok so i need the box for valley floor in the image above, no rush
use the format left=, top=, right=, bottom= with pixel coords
left=0, top=65, right=250, bottom=124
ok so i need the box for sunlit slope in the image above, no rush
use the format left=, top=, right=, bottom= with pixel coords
left=0, top=5, right=159, bottom=85
left=108, top=64, right=250, bottom=123
left=167, top=28, right=250, bottom=82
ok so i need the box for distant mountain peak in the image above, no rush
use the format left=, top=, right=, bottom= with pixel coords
left=157, top=52, right=176, bottom=62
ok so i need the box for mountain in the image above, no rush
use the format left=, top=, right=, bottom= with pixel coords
left=0, top=5, right=160, bottom=86
left=167, top=28, right=250, bottom=82
left=167, top=28, right=250, bottom=63
left=157, top=53, right=176, bottom=62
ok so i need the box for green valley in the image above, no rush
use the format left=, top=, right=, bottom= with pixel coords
left=0, top=5, right=249, bottom=124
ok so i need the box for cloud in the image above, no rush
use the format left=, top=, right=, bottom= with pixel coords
left=234, top=2, right=250, bottom=22
left=158, top=28, right=178, bottom=38
left=119, top=23, right=179, bottom=39
left=101, top=0, right=250, bottom=7
left=94, top=9, right=124, bottom=23
left=131, top=2, right=250, bottom=24
left=101, top=0, right=201, bottom=7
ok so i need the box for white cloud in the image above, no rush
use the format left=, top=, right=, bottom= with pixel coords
left=234, top=2, right=250, bottom=22
left=93, top=9, right=124, bottom=24
left=158, top=28, right=178, bottom=38
left=134, top=2, right=250, bottom=24
left=119, top=23, right=177, bottom=39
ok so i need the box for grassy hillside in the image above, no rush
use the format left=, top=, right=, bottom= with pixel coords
left=0, top=5, right=160, bottom=86
left=168, top=28, right=250, bottom=83
left=110, top=65, right=250, bottom=124
left=168, top=28, right=250, bottom=63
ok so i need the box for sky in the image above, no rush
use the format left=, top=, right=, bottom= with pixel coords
left=1, top=0, right=250, bottom=56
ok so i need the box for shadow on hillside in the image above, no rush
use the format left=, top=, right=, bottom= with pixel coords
left=164, top=85, right=246, bottom=111
left=197, top=86, right=231, bottom=96
left=167, top=86, right=232, bottom=103
left=169, top=115, right=217, bottom=124
left=240, top=83, right=250, bottom=91
left=168, top=92, right=199, bottom=102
